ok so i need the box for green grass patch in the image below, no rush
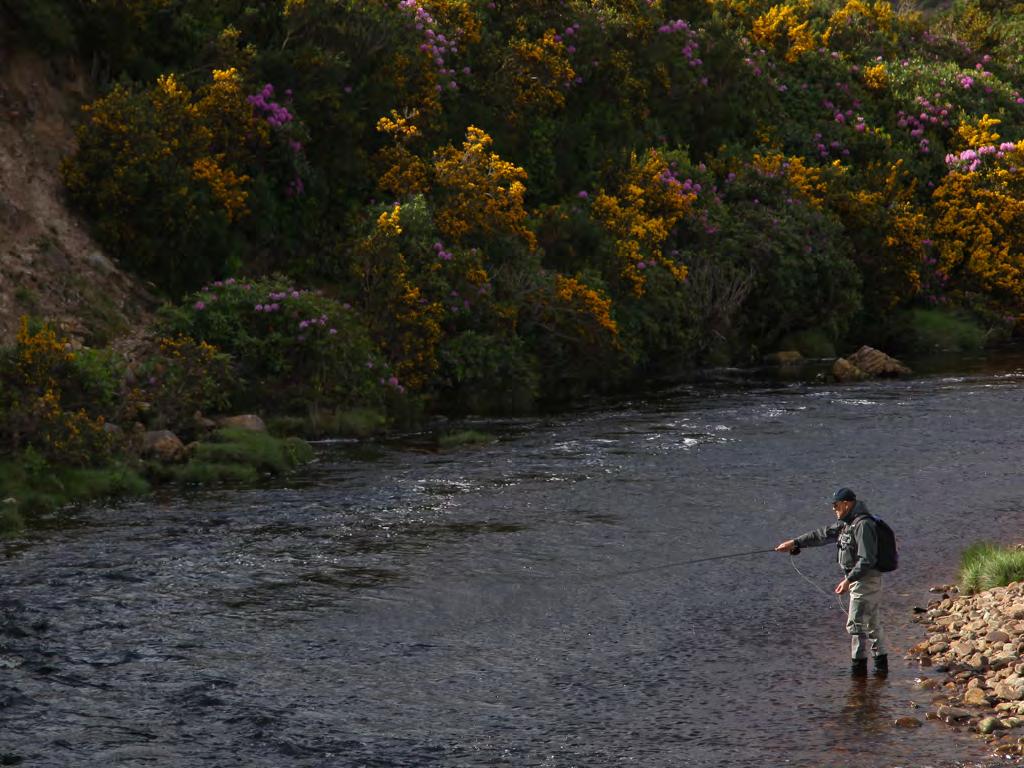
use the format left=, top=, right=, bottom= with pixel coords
left=959, top=542, right=1024, bottom=593
left=267, top=408, right=387, bottom=439
left=437, top=430, right=498, bottom=449
left=156, top=428, right=314, bottom=485
left=0, top=456, right=150, bottom=532
left=892, top=308, right=987, bottom=354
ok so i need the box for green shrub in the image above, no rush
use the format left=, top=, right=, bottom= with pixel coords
left=133, top=335, right=235, bottom=434
left=160, top=276, right=391, bottom=413
left=437, top=331, right=539, bottom=414
left=2, top=0, right=78, bottom=53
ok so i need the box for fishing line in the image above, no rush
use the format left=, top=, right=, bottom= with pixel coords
left=788, top=555, right=848, bottom=617
left=584, top=547, right=778, bottom=581
left=581, top=547, right=849, bottom=619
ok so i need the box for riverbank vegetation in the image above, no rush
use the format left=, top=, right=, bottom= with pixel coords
left=959, top=542, right=1024, bottom=593
left=5, top=0, right=1024, bottom=524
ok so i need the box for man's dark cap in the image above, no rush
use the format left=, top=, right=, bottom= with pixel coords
left=832, top=487, right=856, bottom=503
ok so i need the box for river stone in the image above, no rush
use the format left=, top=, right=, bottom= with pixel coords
left=937, top=705, right=972, bottom=721
left=980, top=716, right=1006, bottom=734
left=953, top=640, right=976, bottom=657
left=141, top=430, right=185, bottom=463
left=994, top=682, right=1024, bottom=701
left=193, top=411, right=217, bottom=431
left=217, top=414, right=267, bottom=432
left=832, top=357, right=869, bottom=382
left=988, top=629, right=1011, bottom=644
left=964, top=687, right=991, bottom=706
left=893, top=716, right=923, bottom=728
left=845, top=345, right=912, bottom=377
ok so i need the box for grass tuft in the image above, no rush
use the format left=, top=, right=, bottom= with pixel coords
left=156, top=428, right=314, bottom=485
left=959, top=542, right=1024, bottom=593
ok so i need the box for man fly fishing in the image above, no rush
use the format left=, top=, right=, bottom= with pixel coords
left=775, top=487, right=890, bottom=678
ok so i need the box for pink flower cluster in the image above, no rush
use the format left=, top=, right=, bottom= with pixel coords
left=295, top=313, right=339, bottom=342
left=433, top=241, right=454, bottom=261
left=380, top=375, right=405, bottom=394
left=247, top=84, right=293, bottom=127
left=898, top=96, right=951, bottom=137
left=812, top=131, right=850, bottom=159
left=945, top=142, right=1019, bottom=172
left=398, top=0, right=464, bottom=92
left=658, top=19, right=702, bottom=69
left=447, top=287, right=473, bottom=314
left=659, top=164, right=701, bottom=198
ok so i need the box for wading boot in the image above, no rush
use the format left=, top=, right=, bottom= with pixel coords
left=873, top=655, right=888, bottom=678
left=851, top=658, right=868, bottom=678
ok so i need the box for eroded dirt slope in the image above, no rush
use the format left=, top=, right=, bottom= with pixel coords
left=0, top=48, right=151, bottom=344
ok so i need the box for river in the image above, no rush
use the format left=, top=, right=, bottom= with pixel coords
left=4, top=353, right=1024, bottom=767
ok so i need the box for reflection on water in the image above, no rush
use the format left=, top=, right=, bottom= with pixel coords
left=5, top=357, right=1024, bottom=766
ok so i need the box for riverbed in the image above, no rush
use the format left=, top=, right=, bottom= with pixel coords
left=4, top=354, right=1024, bottom=766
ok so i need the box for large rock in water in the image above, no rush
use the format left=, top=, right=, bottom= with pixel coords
left=845, top=346, right=912, bottom=377
left=832, top=357, right=870, bottom=382
left=141, top=430, right=186, bottom=463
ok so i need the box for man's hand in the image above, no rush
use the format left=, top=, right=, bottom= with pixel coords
left=834, top=578, right=850, bottom=594
left=775, top=540, right=797, bottom=553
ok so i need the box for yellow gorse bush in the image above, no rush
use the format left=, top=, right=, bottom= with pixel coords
left=592, top=150, right=696, bottom=295
left=751, top=5, right=815, bottom=63
left=554, top=275, right=620, bottom=341
left=932, top=153, right=1024, bottom=302
left=14, top=318, right=111, bottom=466
left=863, top=62, right=887, bottom=90
left=433, top=126, right=535, bottom=249
left=505, top=29, right=576, bottom=114
left=957, top=114, right=1001, bottom=150
left=822, top=0, right=894, bottom=44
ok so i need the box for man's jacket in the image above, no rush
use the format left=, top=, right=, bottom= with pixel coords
left=793, top=501, right=879, bottom=581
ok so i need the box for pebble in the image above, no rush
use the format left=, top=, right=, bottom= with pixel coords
left=979, top=716, right=1006, bottom=734
left=964, top=688, right=990, bottom=706
left=893, top=716, right=923, bottom=728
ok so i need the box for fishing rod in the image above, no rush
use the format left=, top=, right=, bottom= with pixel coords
left=587, top=544, right=847, bottom=615
left=588, top=545, right=799, bottom=580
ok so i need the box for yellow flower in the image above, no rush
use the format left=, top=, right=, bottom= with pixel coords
left=376, top=204, right=403, bottom=237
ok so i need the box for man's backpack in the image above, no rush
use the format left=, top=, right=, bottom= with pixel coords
left=867, top=515, right=899, bottom=572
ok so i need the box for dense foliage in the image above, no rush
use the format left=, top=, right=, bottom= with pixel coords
left=6, top=0, right=1024, bottom=414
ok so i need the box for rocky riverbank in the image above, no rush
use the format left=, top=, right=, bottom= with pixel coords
left=909, top=581, right=1024, bottom=757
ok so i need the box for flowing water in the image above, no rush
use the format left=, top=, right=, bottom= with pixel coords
left=5, top=354, right=1024, bottom=767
